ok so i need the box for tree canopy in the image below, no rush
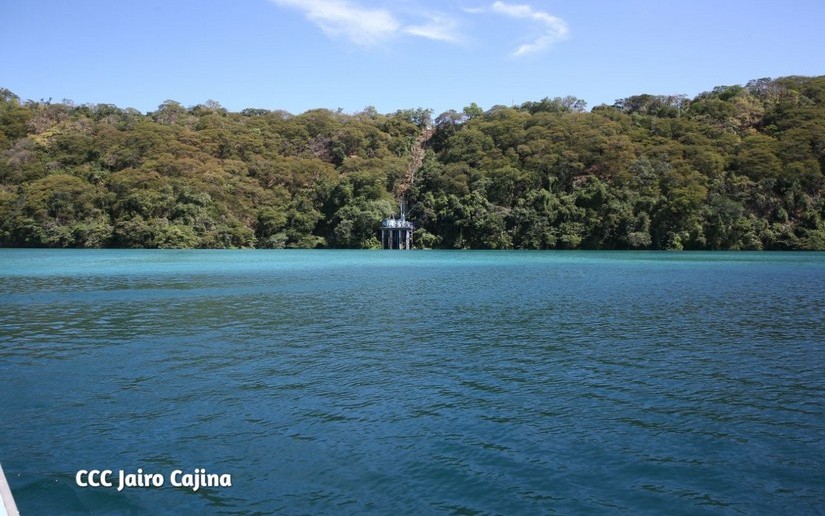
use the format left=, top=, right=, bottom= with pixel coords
left=1, top=76, right=824, bottom=250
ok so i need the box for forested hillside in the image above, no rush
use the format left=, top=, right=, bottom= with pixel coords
left=1, top=75, right=824, bottom=249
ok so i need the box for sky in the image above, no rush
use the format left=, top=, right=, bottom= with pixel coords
left=2, top=0, right=824, bottom=116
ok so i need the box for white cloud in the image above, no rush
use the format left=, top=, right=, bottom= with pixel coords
left=404, top=15, right=461, bottom=43
left=269, top=0, right=565, bottom=52
left=462, top=6, right=486, bottom=15
left=474, top=1, right=569, bottom=56
left=269, top=0, right=400, bottom=46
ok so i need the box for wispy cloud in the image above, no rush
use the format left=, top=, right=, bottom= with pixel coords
left=269, top=0, right=462, bottom=46
left=471, top=1, right=569, bottom=56
left=404, top=15, right=461, bottom=43
left=267, top=0, right=566, bottom=54
left=269, top=0, right=399, bottom=46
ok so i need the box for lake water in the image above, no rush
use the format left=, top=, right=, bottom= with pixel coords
left=1, top=250, right=824, bottom=515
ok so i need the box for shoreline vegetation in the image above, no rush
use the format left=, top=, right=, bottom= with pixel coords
left=1, top=75, right=824, bottom=250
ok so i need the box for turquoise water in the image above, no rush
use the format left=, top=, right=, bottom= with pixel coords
left=1, top=250, right=824, bottom=514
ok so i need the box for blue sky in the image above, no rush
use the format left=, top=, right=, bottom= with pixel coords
left=2, top=0, right=824, bottom=115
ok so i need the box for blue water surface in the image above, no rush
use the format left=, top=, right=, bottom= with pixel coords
left=1, top=250, right=824, bottom=515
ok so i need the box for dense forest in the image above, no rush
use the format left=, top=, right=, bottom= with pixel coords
left=1, top=75, right=824, bottom=250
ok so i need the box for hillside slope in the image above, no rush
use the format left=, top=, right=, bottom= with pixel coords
left=1, top=76, right=823, bottom=249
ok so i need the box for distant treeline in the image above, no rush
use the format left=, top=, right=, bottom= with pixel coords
left=1, top=75, right=824, bottom=249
